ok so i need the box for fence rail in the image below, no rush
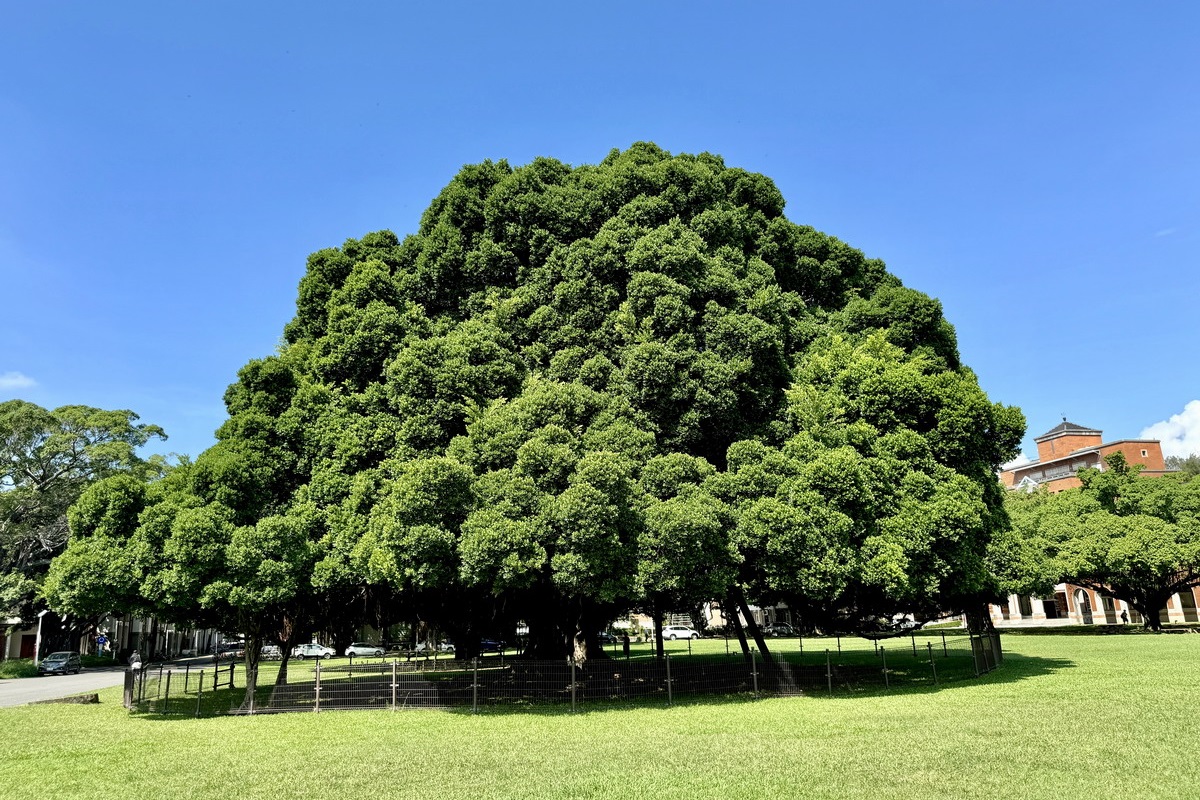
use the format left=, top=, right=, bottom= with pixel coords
left=126, top=631, right=1002, bottom=717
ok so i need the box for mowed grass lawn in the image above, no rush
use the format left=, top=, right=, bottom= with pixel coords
left=3, top=634, right=1197, bottom=799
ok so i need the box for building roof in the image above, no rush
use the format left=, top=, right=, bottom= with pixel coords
left=1034, top=419, right=1102, bottom=442
left=1003, top=446, right=1102, bottom=475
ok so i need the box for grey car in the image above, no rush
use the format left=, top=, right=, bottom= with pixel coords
left=38, top=651, right=82, bottom=675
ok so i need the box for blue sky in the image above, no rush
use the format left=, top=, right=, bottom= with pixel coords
left=2, top=2, right=1198, bottom=464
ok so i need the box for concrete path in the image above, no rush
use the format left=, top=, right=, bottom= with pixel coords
left=0, top=665, right=128, bottom=708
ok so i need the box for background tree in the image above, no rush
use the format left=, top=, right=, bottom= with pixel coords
left=59, top=144, right=1022, bottom=663
left=1, top=400, right=164, bottom=651
left=996, top=454, right=1200, bottom=630
left=1165, top=454, right=1200, bottom=477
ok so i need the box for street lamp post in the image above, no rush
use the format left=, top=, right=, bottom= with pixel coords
left=33, top=609, right=50, bottom=667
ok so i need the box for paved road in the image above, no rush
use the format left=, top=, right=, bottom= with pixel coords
left=0, top=665, right=129, bottom=708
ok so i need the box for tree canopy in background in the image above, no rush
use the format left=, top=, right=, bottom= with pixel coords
left=0, top=400, right=165, bottom=625
left=1165, top=454, right=1200, bottom=477
left=995, top=454, right=1200, bottom=629
left=54, top=143, right=1023, bottom=695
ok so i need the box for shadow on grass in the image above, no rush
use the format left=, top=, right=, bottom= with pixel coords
left=127, top=650, right=1074, bottom=721
left=998, top=623, right=1199, bottom=636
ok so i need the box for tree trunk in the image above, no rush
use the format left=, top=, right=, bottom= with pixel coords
left=1141, top=595, right=1165, bottom=631
left=731, top=586, right=774, bottom=666
left=725, top=592, right=751, bottom=659
left=964, top=603, right=995, bottom=634
left=652, top=603, right=664, bottom=661
left=240, top=631, right=262, bottom=712
left=273, top=615, right=302, bottom=686
left=146, top=617, right=159, bottom=660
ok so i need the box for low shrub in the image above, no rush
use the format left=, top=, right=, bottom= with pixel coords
left=0, top=659, right=38, bottom=679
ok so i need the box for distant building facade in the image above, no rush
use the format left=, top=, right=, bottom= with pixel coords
left=999, top=419, right=1170, bottom=493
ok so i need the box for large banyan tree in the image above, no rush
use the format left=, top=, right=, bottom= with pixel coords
left=52, top=144, right=1022, bottom=701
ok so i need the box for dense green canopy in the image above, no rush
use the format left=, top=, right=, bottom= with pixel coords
left=52, top=144, right=1022, bottom=694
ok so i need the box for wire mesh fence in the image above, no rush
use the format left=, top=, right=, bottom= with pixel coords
left=125, top=631, right=1002, bottom=717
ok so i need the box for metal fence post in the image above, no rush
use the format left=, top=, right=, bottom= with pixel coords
left=185, top=663, right=190, bottom=692
left=942, top=631, right=947, bottom=657
left=164, top=671, right=172, bottom=714
left=472, top=658, right=479, bottom=714
left=570, top=657, right=577, bottom=714
left=666, top=654, right=673, bottom=707
left=391, top=659, right=398, bottom=712
left=911, top=635, right=917, bottom=657
left=798, top=636, right=803, bottom=656
left=196, top=670, right=204, bottom=717
left=315, top=660, right=321, bottom=713
left=927, top=642, right=937, bottom=686
left=881, top=647, right=889, bottom=689
left=750, top=648, right=758, bottom=699
left=825, top=649, right=832, bottom=697
left=837, top=634, right=841, bottom=654
left=970, top=633, right=980, bottom=677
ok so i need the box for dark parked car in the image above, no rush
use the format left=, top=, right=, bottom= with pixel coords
left=761, top=623, right=796, bottom=637
left=38, top=651, right=82, bottom=675
left=597, top=631, right=618, bottom=645
left=479, top=639, right=506, bottom=653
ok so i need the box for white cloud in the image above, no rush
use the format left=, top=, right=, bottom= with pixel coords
left=0, top=371, right=36, bottom=390
left=1141, top=400, right=1200, bottom=459
left=1154, top=228, right=1177, bottom=237
left=1002, top=453, right=1033, bottom=470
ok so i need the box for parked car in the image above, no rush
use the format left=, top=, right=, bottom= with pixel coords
left=662, top=625, right=700, bottom=640
left=479, top=639, right=506, bottom=653
left=292, top=643, right=335, bottom=659
left=37, top=651, right=82, bottom=675
left=597, top=631, right=618, bottom=644
left=761, top=623, right=796, bottom=637
left=345, top=642, right=384, bottom=657
left=415, top=641, right=455, bottom=654
left=260, top=645, right=282, bottom=660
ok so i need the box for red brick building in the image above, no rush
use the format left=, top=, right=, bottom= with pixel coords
left=999, top=419, right=1170, bottom=493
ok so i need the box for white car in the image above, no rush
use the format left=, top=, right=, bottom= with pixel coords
left=662, top=625, right=700, bottom=640
left=345, top=642, right=384, bottom=657
left=292, top=643, right=335, bottom=659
